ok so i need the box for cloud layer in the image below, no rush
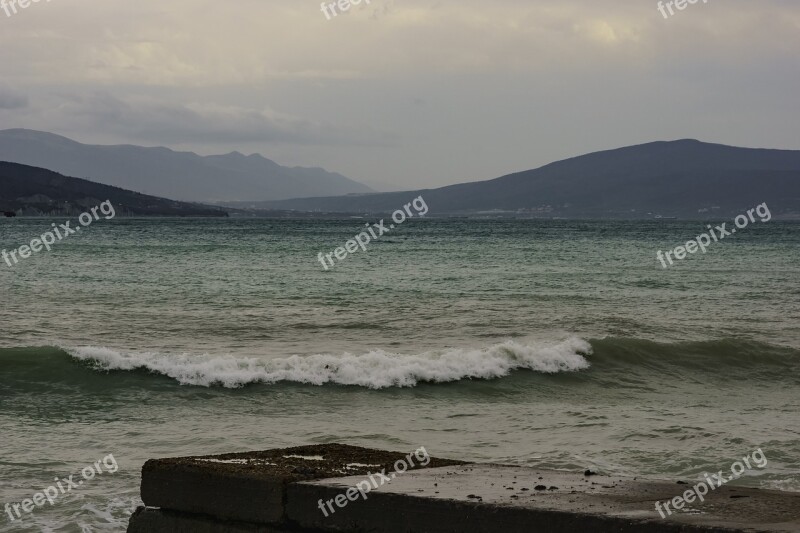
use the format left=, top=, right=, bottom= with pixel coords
left=1, top=0, right=798, bottom=189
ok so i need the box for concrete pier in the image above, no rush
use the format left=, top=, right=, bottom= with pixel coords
left=128, top=444, right=800, bottom=532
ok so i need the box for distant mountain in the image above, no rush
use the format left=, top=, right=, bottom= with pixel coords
left=254, top=140, right=800, bottom=219
left=0, top=129, right=373, bottom=202
left=0, top=162, right=227, bottom=217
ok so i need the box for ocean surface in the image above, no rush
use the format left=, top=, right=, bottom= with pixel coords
left=1, top=217, right=799, bottom=532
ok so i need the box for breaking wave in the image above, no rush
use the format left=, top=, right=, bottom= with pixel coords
left=60, top=337, right=591, bottom=388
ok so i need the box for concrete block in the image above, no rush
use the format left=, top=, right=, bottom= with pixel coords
left=127, top=507, right=292, bottom=533
left=287, top=464, right=800, bottom=532
left=140, top=443, right=464, bottom=526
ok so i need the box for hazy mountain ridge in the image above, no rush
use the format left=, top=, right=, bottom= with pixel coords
left=253, top=140, right=800, bottom=218
left=0, top=161, right=227, bottom=216
left=0, top=129, right=373, bottom=202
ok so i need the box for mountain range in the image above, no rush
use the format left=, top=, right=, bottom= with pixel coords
left=0, top=129, right=372, bottom=203
left=3, top=133, right=799, bottom=219
left=0, top=162, right=227, bottom=217
left=246, top=140, right=800, bottom=218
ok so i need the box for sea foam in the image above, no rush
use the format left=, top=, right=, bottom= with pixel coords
left=64, top=338, right=591, bottom=389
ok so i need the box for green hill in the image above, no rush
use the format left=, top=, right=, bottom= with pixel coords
left=0, top=161, right=228, bottom=217
left=254, top=140, right=800, bottom=219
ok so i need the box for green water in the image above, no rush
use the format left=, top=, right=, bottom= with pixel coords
left=1, top=218, right=799, bottom=531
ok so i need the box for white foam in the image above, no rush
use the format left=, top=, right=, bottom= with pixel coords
left=63, top=338, right=591, bottom=389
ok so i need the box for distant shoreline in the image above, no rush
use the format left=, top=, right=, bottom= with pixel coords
left=4, top=213, right=800, bottom=220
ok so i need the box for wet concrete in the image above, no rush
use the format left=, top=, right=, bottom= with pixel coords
left=128, top=507, right=292, bottom=533
left=129, top=444, right=800, bottom=532
left=289, top=464, right=800, bottom=532
left=138, top=443, right=463, bottom=526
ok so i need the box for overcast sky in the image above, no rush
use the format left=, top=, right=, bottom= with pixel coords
left=1, top=0, right=798, bottom=191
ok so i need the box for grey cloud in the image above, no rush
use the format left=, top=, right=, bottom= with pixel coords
left=0, top=86, right=28, bottom=109
left=52, top=92, right=394, bottom=147
left=0, top=0, right=797, bottom=189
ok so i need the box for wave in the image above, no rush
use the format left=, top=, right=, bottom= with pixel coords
left=1, top=337, right=797, bottom=390
left=60, top=338, right=591, bottom=389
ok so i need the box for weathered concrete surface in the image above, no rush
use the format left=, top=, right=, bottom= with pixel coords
left=288, top=464, right=800, bottom=532
left=127, top=507, right=293, bottom=533
left=132, top=444, right=800, bottom=532
left=140, top=443, right=464, bottom=526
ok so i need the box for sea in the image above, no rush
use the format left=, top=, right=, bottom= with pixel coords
left=1, top=217, right=798, bottom=531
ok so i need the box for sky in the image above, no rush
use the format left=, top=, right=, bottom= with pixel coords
left=1, top=0, right=798, bottom=191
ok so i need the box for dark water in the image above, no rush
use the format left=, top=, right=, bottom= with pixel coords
left=1, top=218, right=799, bottom=531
